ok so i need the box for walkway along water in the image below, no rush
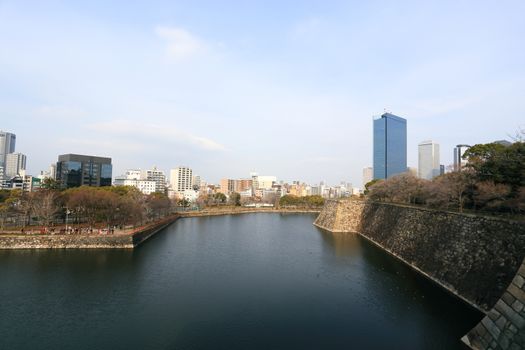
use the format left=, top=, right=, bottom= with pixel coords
left=0, top=208, right=321, bottom=249
left=0, top=215, right=181, bottom=249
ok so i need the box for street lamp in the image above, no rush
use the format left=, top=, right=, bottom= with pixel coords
left=65, top=206, right=71, bottom=232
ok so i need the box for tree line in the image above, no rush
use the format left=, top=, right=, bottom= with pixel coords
left=279, top=195, right=325, bottom=208
left=366, top=141, right=525, bottom=214
left=0, top=183, right=172, bottom=230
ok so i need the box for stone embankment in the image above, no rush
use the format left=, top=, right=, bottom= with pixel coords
left=314, top=199, right=525, bottom=350
left=0, top=215, right=179, bottom=249
left=462, top=260, right=525, bottom=350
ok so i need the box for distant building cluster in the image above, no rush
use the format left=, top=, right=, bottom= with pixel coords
left=2, top=116, right=514, bottom=202
left=361, top=111, right=504, bottom=187
left=0, top=130, right=39, bottom=191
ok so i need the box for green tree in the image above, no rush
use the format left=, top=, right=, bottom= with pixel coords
left=177, top=198, right=190, bottom=207
left=464, top=142, right=524, bottom=194
left=364, top=179, right=381, bottom=195
left=279, top=195, right=325, bottom=208
left=40, top=177, right=62, bottom=190
left=229, top=192, right=241, bottom=206
left=146, top=192, right=171, bottom=219
left=0, top=189, right=11, bottom=203
left=213, top=192, right=227, bottom=204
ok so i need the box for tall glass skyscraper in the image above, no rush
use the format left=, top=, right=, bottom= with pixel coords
left=373, top=113, right=407, bottom=180
left=0, top=131, right=16, bottom=169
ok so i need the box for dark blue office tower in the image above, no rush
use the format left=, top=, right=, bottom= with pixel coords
left=373, top=113, right=407, bottom=179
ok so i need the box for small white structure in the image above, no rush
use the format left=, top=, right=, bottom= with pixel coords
left=182, top=189, right=199, bottom=202
left=114, top=169, right=157, bottom=194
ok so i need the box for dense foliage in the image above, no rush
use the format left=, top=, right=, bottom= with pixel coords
left=367, top=141, right=525, bottom=214
left=279, top=195, right=325, bottom=208
left=0, top=186, right=172, bottom=229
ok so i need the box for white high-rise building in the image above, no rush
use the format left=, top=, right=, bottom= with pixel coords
left=362, top=167, right=373, bottom=188
left=5, top=153, right=26, bottom=178
left=0, top=166, right=5, bottom=188
left=144, top=167, right=166, bottom=193
left=170, top=167, right=193, bottom=193
left=38, top=164, right=57, bottom=181
left=192, top=175, right=201, bottom=189
left=252, top=175, right=276, bottom=190
left=418, top=140, right=440, bottom=180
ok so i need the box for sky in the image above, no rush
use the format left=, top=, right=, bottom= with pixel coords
left=1, top=0, right=524, bottom=186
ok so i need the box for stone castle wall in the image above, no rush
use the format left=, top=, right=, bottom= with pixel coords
left=315, top=199, right=525, bottom=310
left=463, top=260, right=525, bottom=350
left=0, top=234, right=134, bottom=249
left=314, top=199, right=525, bottom=349
left=0, top=216, right=180, bottom=249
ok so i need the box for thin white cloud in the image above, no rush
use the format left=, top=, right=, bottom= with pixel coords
left=155, top=26, right=206, bottom=60
left=33, top=105, right=87, bottom=119
left=86, top=120, right=226, bottom=151
left=57, top=138, right=148, bottom=153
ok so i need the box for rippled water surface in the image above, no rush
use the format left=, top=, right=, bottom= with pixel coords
left=0, top=213, right=481, bottom=349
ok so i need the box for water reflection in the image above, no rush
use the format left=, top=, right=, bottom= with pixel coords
left=317, top=228, right=363, bottom=257
left=316, top=228, right=483, bottom=349
left=0, top=214, right=482, bottom=350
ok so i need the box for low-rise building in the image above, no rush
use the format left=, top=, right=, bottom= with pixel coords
left=56, top=154, right=112, bottom=188
left=114, top=169, right=157, bottom=194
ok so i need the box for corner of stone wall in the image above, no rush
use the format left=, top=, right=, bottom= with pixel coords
left=313, top=200, right=338, bottom=231
left=462, top=259, right=525, bottom=350
left=313, top=199, right=366, bottom=233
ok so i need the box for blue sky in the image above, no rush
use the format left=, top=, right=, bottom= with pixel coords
left=1, top=0, right=524, bottom=186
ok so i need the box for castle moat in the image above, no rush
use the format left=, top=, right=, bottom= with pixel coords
left=0, top=213, right=481, bottom=349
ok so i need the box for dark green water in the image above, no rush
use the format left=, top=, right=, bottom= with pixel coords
left=0, top=213, right=481, bottom=350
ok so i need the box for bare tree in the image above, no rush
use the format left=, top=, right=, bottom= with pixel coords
left=473, top=181, right=511, bottom=210
left=32, top=190, right=60, bottom=226
left=429, top=171, right=474, bottom=212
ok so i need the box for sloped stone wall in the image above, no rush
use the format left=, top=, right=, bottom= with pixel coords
left=315, top=199, right=525, bottom=311
left=0, top=216, right=180, bottom=249
left=0, top=234, right=134, bottom=249
left=314, top=199, right=525, bottom=349
left=358, top=202, right=525, bottom=311
left=462, top=261, right=525, bottom=350
left=313, top=199, right=364, bottom=232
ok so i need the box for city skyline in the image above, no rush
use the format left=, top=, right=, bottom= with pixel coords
left=1, top=1, right=524, bottom=185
